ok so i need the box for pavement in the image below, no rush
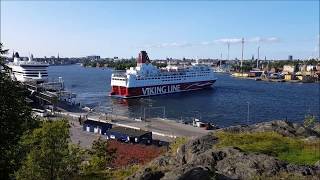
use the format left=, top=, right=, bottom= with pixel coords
left=69, top=118, right=103, bottom=149
left=55, top=111, right=212, bottom=148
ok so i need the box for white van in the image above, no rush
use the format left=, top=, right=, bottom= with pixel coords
left=32, top=108, right=48, bottom=117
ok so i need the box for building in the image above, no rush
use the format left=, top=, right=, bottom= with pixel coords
left=82, top=119, right=113, bottom=135
left=284, top=74, right=295, bottom=80
left=288, top=55, right=293, bottom=61
left=283, top=65, right=295, bottom=74
left=87, top=55, right=100, bottom=61
left=306, top=65, right=316, bottom=72
left=105, top=126, right=152, bottom=144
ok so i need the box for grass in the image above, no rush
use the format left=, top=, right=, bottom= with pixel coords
left=253, top=172, right=313, bottom=180
left=214, top=131, right=320, bottom=165
left=108, top=165, right=140, bottom=180
left=169, top=137, right=188, bottom=155
left=78, top=165, right=140, bottom=180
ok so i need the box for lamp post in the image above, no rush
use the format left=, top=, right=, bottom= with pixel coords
left=241, top=38, right=244, bottom=71
left=247, top=101, right=250, bottom=125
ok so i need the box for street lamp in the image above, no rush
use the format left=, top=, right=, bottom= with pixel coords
left=247, top=101, right=250, bottom=125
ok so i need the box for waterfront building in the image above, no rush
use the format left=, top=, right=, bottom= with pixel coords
left=284, top=74, right=295, bottom=80
left=307, top=65, right=316, bottom=72
left=87, top=55, right=100, bottom=61
left=105, top=126, right=152, bottom=144
left=283, top=65, right=295, bottom=74
left=82, top=119, right=113, bottom=135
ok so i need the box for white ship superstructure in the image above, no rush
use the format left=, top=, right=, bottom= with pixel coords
left=110, top=51, right=217, bottom=98
left=7, top=52, right=48, bottom=83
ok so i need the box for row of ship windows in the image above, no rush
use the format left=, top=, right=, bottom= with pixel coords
left=136, top=74, right=210, bottom=80
left=24, top=75, right=48, bottom=77
left=13, top=71, right=48, bottom=75
left=112, top=78, right=126, bottom=81
left=112, top=72, right=211, bottom=81
left=163, top=79, right=182, bottom=81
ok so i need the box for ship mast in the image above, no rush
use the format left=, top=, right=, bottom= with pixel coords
left=227, top=42, right=230, bottom=61
left=257, top=46, right=260, bottom=68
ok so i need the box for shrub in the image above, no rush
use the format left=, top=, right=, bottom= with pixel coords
left=304, top=115, right=317, bottom=128
left=107, top=140, right=165, bottom=168
left=169, top=137, right=188, bottom=155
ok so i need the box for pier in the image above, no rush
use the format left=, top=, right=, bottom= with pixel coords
left=56, top=111, right=211, bottom=143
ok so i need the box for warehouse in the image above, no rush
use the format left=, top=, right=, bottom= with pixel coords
left=105, top=126, right=152, bottom=144
left=82, top=119, right=112, bottom=135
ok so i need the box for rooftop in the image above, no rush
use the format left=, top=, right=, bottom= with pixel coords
left=109, top=126, right=151, bottom=137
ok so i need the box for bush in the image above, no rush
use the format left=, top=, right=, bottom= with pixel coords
left=304, top=115, right=317, bottom=127
left=169, top=137, right=188, bottom=155
left=214, top=131, right=320, bottom=165
left=107, top=140, right=165, bottom=168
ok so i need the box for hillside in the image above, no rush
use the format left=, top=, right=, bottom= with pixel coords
left=128, top=120, right=320, bottom=180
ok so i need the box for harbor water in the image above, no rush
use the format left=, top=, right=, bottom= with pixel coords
left=48, top=64, right=320, bottom=127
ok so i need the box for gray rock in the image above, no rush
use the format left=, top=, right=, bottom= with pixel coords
left=177, top=166, right=215, bottom=180
left=223, top=120, right=320, bottom=138
left=128, top=120, right=320, bottom=180
left=214, top=147, right=287, bottom=179
left=128, top=167, right=164, bottom=180
left=176, top=134, right=218, bottom=165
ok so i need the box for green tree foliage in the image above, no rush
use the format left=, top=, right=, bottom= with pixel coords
left=304, top=115, right=317, bottom=128
left=85, top=138, right=116, bottom=173
left=0, top=43, right=39, bottom=179
left=15, top=120, right=84, bottom=180
left=83, top=59, right=136, bottom=70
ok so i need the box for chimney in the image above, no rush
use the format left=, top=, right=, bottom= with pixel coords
left=137, top=51, right=150, bottom=65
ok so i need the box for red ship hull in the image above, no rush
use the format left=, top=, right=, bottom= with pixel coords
left=110, top=80, right=216, bottom=98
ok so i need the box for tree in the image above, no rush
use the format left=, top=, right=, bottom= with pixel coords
left=0, top=43, right=9, bottom=72
left=304, top=115, right=317, bottom=128
left=0, top=43, right=39, bottom=179
left=85, top=138, right=116, bottom=173
left=15, top=120, right=84, bottom=180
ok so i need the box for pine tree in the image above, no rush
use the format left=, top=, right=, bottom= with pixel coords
left=0, top=43, right=39, bottom=179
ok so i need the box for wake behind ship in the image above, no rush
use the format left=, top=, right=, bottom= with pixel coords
left=110, top=51, right=217, bottom=98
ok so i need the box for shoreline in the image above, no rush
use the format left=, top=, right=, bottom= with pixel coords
left=230, top=75, right=319, bottom=83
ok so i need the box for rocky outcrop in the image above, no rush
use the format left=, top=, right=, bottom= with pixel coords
left=128, top=121, right=320, bottom=180
left=221, top=120, right=320, bottom=138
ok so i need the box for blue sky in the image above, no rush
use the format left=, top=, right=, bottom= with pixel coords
left=1, top=1, right=319, bottom=59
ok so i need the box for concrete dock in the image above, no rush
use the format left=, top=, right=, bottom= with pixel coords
left=56, top=111, right=211, bottom=142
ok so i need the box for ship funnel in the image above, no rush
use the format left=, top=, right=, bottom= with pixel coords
left=13, top=52, right=20, bottom=63
left=29, top=54, right=34, bottom=62
left=137, top=51, right=150, bottom=65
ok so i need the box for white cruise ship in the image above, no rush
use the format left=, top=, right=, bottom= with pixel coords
left=7, top=52, right=48, bottom=83
left=110, top=51, right=217, bottom=98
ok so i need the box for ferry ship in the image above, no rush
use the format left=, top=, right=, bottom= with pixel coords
left=110, top=51, right=217, bottom=98
left=7, top=52, right=48, bottom=83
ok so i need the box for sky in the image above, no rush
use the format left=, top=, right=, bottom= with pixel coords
left=1, top=1, right=319, bottom=60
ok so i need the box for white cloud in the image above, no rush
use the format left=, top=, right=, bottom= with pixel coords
left=214, top=37, right=279, bottom=44
left=247, top=37, right=279, bottom=43
left=142, top=42, right=193, bottom=48
left=200, top=41, right=213, bottom=45
left=140, top=36, right=280, bottom=49
left=214, top=38, right=242, bottom=44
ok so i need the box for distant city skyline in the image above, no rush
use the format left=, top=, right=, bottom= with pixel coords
left=1, top=1, right=319, bottom=59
